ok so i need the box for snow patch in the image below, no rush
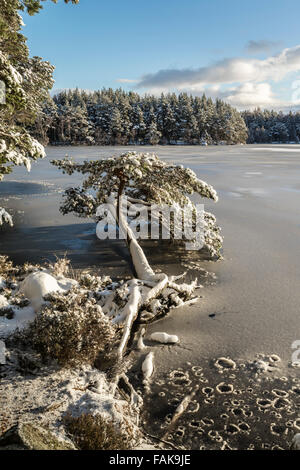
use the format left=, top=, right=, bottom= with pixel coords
left=142, top=352, right=154, bottom=386
left=0, top=295, right=9, bottom=308
left=19, top=271, right=68, bottom=312
left=0, top=276, right=6, bottom=291
left=150, top=332, right=179, bottom=344
left=0, top=305, right=35, bottom=338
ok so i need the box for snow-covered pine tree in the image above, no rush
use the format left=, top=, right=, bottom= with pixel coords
left=108, top=107, right=123, bottom=145
left=91, top=93, right=113, bottom=144
left=145, top=107, right=161, bottom=145
left=162, top=100, right=177, bottom=144
left=52, top=151, right=222, bottom=356
left=145, top=121, right=161, bottom=145
left=178, top=93, right=199, bottom=143
left=28, top=96, right=57, bottom=145
left=118, top=93, right=132, bottom=144
left=70, top=105, right=94, bottom=145
left=131, top=104, right=146, bottom=144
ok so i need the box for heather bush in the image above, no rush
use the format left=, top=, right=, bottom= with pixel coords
left=63, top=413, right=133, bottom=450
left=19, top=288, right=119, bottom=366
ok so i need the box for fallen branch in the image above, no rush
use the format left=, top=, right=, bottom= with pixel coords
left=162, top=385, right=200, bottom=439
left=116, top=279, right=142, bottom=359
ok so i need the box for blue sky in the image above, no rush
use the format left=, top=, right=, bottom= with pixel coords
left=22, top=0, right=300, bottom=110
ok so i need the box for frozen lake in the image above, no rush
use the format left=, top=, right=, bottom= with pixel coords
left=1, top=144, right=300, bottom=449
left=1, top=144, right=300, bottom=362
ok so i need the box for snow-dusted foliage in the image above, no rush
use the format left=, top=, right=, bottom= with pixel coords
left=0, top=1, right=78, bottom=224
left=0, top=207, right=13, bottom=226
left=20, top=287, right=118, bottom=366
left=63, top=413, right=134, bottom=450
left=52, top=150, right=219, bottom=205
left=52, top=151, right=222, bottom=257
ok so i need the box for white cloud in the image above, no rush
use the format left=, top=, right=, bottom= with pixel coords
left=137, top=45, right=300, bottom=89
left=222, top=83, right=278, bottom=108
left=160, top=83, right=280, bottom=110
left=132, top=45, right=300, bottom=109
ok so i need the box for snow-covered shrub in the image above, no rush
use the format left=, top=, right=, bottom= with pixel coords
left=63, top=413, right=133, bottom=450
left=15, top=288, right=118, bottom=366
left=79, top=273, right=112, bottom=291
left=0, top=255, right=38, bottom=281
left=0, top=256, right=16, bottom=278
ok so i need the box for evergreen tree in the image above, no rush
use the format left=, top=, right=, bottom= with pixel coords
left=145, top=121, right=161, bottom=145
left=108, top=107, right=123, bottom=145
left=131, top=104, right=146, bottom=144
left=145, top=106, right=161, bottom=145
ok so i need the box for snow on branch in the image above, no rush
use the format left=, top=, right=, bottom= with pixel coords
left=0, top=207, right=13, bottom=227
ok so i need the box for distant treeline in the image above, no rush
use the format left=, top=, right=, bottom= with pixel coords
left=29, top=88, right=300, bottom=146
left=30, top=88, right=248, bottom=146
left=242, top=109, right=300, bottom=143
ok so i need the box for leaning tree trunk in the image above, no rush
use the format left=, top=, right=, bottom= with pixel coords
left=103, top=194, right=198, bottom=362
left=107, top=194, right=156, bottom=281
